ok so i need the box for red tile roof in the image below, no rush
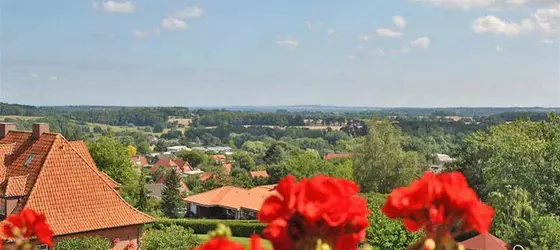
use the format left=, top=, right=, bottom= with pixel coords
left=222, top=163, right=232, bottom=175
left=69, top=141, right=121, bottom=189
left=324, top=153, right=355, bottom=161
left=174, top=158, right=193, bottom=173
left=211, top=155, right=226, bottom=161
left=249, top=171, right=269, bottom=178
left=0, top=131, right=155, bottom=236
left=199, top=172, right=214, bottom=181
left=131, top=155, right=149, bottom=166
left=460, top=234, right=509, bottom=250
left=154, top=158, right=178, bottom=168
left=184, top=185, right=276, bottom=211
left=5, top=175, right=28, bottom=197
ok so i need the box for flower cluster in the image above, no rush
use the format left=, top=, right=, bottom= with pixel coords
left=124, top=241, right=136, bottom=250
left=258, top=175, right=370, bottom=250
left=0, top=209, right=54, bottom=249
left=382, top=171, right=494, bottom=246
left=195, top=224, right=263, bottom=250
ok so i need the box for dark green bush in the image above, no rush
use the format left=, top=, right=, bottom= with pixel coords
left=145, top=218, right=265, bottom=237
left=55, top=236, right=110, bottom=250
left=142, top=225, right=201, bottom=250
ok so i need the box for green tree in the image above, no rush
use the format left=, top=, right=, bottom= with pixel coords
left=55, top=237, right=110, bottom=250
left=230, top=168, right=254, bottom=188
left=177, top=150, right=208, bottom=168
left=136, top=170, right=149, bottom=211
left=353, top=118, right=425, bottom=193
left=233, top=151, right=255, bottom=171
left=153, top=123, right=166, bottom=133
left=142, top=225, right=201, bottom=250
left=161, top=169, right=184, bottom=218
left=87, top=137, right=138, bottom=198
left=241, top=141, right=268, bottom=160
left=452, top=117, right=560, bottom=214
left=137, top=141, right=152, bottom=155
left=263, top=142, right=289, bottom=164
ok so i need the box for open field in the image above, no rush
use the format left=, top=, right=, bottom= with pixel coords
left=196, top=234, right=272, bottom=248
left=168, top=117, right=192, bottom=126
left=85, top=122, right=171, bottom=136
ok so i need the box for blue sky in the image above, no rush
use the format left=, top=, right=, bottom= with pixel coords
left=1, top=0, right=559, bottom=107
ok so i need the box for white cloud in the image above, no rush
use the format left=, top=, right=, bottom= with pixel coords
left=162, top=17, right=188, bottom=30
left=173, top=6, right=204, bottom=19
left=411, top=0, right=557, bottom=10
left=277, top=38, right=299, bottom=48
left=409, top=37, right=431, bottom=48
left=305, top=21, right=313, bottom=29
left=348, top=55, right=356, bottom=60
left=368, top=49, right=386, bottom=56
left=358, top=35, right=373, bottom=41
left=133, top=29, right=160, bottom=38
left=496, top=45, right=503, bottom=52
left=391, top=47, right=411, bottom=54
left=92, top=1, right=135, bottom=13
left=393, top=16, right=407, bottom=28
left=161, top=6, right=204, bottom=31
left=472, top=6, right=559, bottom=36
left=541, top=38, right=555, bottom=44
left=376, top=28, right=403, bottom=37
left=49, top=76, right=58, bottom=81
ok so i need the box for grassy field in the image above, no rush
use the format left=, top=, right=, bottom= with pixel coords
left=196, top=234, right=272, bottom=249
left=85, top=122, right=171, bottom=136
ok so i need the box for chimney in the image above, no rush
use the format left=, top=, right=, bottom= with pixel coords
left=33, top=123, right=50, bottom=139
left=0, top=123, right=17, bottom=139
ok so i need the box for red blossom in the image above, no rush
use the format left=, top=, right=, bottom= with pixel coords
left=382, top=171, right=495, bottom=235
left=2, top=209, right=54, bottom=247
left=194, top=237, right=244, bottom=250
left=258, top=175, right=370, bottom=250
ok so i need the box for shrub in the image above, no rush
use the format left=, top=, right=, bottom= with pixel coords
left=55, top=236, right=110, bottom=250
left=363, top=192, right=421, bottom=250
left=142, top=225, right=201, bottom=250
left=145, top=218, right=265, bottom=237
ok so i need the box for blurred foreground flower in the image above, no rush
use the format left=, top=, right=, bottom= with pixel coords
left=258, top=175, right=370, bottom=250
left=382, top=171, right=495, bottom=250
left=1, top=209, right=54, bottom=250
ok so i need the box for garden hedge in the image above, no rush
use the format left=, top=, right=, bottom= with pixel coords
left=145, top=218, right=265, bottom=237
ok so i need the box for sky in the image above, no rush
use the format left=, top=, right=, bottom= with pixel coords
left=1, top=0, right=559, bottom=107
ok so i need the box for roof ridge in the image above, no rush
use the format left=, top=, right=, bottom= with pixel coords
left=61, top=136, right=155, bottom=222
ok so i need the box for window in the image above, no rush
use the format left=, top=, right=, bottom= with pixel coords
left=38, top=244, right=49, bottom=250
left=24, top=154, right=35, bottom=168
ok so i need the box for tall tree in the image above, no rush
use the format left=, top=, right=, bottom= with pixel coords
left=177, top=150, right=208, bottom=168
left=161, top=169, right=184, bottom=218
left=353, top=117, right=425, bottom=193
left=233, top=151, right=255, bottom=171
left=136, top=170, right=149, bottom=211
left=87, top=136, right=136, bottom=186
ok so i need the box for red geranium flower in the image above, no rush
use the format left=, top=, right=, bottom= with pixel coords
left=194, top=237, right=244, bottom=250
left=382, top=171, right=494, bottom=235
left=2, top=209, right=54, bottom=247
left=258, top=175, right=370, bottom=250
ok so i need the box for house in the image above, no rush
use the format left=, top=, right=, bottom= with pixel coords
left=211, top=155, right=226, bottom=163
left=324, top=153, right=355, bottom=161
left=207, top=146, right=233, bottom=155
left=459, top=233, right=510, bottom=250
left=131, top=155, right=150, bottom=168
left=0, top=123, right=154, bottom=250
left=249, top=170, right=269, bottom=178
left=151, top=158, right=193, bottom=175
left=184, top=185, right=277, bottom=219
left=154, top=173, right=189, bottom=194
left=166, top=146, right=191, bottom=154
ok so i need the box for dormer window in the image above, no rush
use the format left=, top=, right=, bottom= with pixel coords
left=24, top=154, right=35, bottom=168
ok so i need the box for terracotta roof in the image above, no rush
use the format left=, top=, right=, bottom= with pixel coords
left=69, top=141, right=121, bottom=189
left=0, top=131, right=155, bottom=236
left=199, top=172, right=214, bottom=181
left=154, top=158, right=178, bottom=168
left=155, top=174, right=189, bottom=193
left=131, top=155, right=149, bottom=166
left=211, top=155, right=226, bottom=161
left=184, top=185, right=276, bottom=211
left=174, top=158, right=193, bottom=173
left=324, top=153, right=355, bottom=161
left=5, top=175, right=28, bottom=197
left=250, top=171, right=269, bottom=178
left=222, top=163, right=232, bottom=175
left=460, top=234, right=509, bottom=250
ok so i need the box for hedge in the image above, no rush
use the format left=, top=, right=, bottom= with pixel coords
left=55, top=236, right=111, bottom=250
left=145, top=218, right=265, bottom=237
